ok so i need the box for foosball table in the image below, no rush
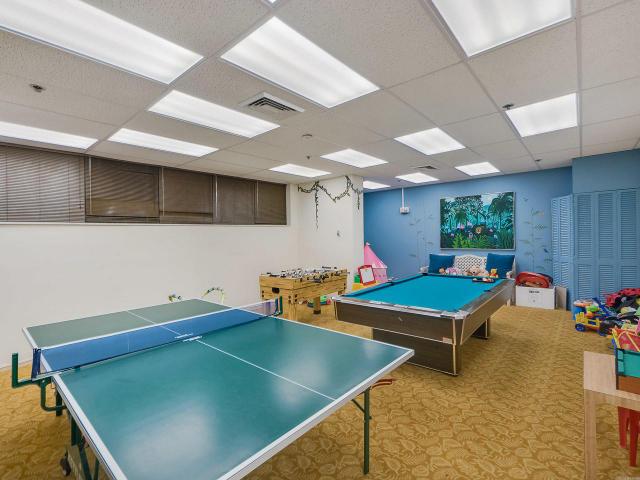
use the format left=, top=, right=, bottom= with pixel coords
left=259, top=267, right=348, bottom=320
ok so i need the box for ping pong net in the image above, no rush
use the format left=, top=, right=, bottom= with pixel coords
left=31, top=299, right=279, bottom=379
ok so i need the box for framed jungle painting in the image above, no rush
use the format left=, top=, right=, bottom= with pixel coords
left=440, top=192, right=514, bottom=249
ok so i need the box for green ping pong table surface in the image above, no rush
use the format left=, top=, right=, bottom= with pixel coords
left=21, top=299, right=413, bottom=480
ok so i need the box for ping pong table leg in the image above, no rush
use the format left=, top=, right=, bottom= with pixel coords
left=55, top=390, right=63, bottom=417
left=364, top=388, right=370, bottom=474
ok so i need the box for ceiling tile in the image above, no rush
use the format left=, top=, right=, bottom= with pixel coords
left=287, top=112, right=384, bottom=147
left=533, top=148, right=579, bottom=169
left=581, top=1, right=640, bottom=88
left=473, top=140, right=529, bottom=161
left=204, top=150, right=281, bottom=170
left=468, top=22, right=577, bottom=107
left=332, top=91, right=432, bottom=138
left=428, top=148, right=485, bottom=167
left=89, top=141, right=193, bottom=166
left=180, top=158, right=263, bottom=175
left=124, top=112, right=245, bottom=149
left=230, top=141, right=294, bottom=162
left=85, top=0, right=268, bottom=57
left=361, top=162, right=419, bottom=178
left=248, top=169, right=311, bottom=184
left=580, top=0, right=627, bottom=16
left=254, top=126, right=343, bottom=157
left=390, top=63, right=496, bottom=125
left=581, top=138, right=638, bottom=157
left=491, top=156, right=538, bottom=174
left=0, top=101, right=116, bottom=139
left=522, top=127, right=580, bottom=154
left=581, top=77, right=640, bottom=125
left=0, top=31, right=166, bottom=108
left=582, top=115, right=640, bottom=146
left=442, top=113, right=516, bottom=147
left=277, top=0, right=459, bottom=88
left=0, top=73, right=137, bottom=126
left=356, top=140, right=448, bottom=168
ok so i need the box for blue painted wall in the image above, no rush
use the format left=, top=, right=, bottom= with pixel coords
left=364, top=167, right=573, bottom=278
left=573, top=149, right=640, bottom=193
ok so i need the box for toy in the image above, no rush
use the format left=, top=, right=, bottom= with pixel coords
left=515, top=272, right=553, bottom=288
left=466, top=265, right=489, bottom=277
left=574, top=298, right=617, bottom=335
left=445, top=266, right=462, bottom=276
left=489, top=268, right=499, bottom=278
left=363, top=242, right=388, bottom=283
left=439, top=267, right=446, bottom=274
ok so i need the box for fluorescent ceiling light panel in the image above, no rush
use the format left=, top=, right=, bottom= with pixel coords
left=395, top=172, right=438, bottom=183
left=455, top=161, right=500, bottom=176
left=0, top=0, right=202, bottom=83
left=505, top=93, right=577, bottom=137
left=432, top=0, right=573, bottom=56
left=363, top=181, right=389, bottom=190
left=0, top=120, right=97, bottom=149
left=149, top=91, right=279, bottom=138
left=108, top=128, right=217, bottom=157
left=270, top=164, right=330, bottom=178
left=221, top=17, right=378, bottom=108
left=395, top=128, right=465, bottom=156
left=321, top=149, right=387, bottom=168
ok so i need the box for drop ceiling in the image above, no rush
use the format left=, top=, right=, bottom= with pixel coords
left=0, top=0, right=638, bottom=189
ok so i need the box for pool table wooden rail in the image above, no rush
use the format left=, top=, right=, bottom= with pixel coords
left=333, top=278, right=514, bottom=375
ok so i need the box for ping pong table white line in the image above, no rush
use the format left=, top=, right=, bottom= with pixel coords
left=54, top=373, right=127, bottom=480
left=53, top=345, right=412, bottom=480
left=31, top=299, right=414, bottom=480
left=127, top=308, right=336, bottom=402
left=218, top=347, right=414, bottom=480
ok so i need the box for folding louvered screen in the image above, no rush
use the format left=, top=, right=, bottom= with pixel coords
left=574, top=193, right=595, bottom=298
left=551, top=195, right=572, bottom=291
left=571, top=189, right=640, bottom=298
left=0, top=145, right=85, bottom=222
left=619, top=189, right=639, bottom=288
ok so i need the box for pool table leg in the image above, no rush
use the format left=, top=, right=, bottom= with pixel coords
left=471, top=318, right=491, bottom=339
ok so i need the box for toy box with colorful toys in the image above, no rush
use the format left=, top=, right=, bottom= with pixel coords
left=575, top=289, right=640, bottom=394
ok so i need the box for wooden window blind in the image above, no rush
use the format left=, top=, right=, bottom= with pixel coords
left=161, top=168, right=213, bottom=224
left=85, top=157, right=159, bottom=222
left=215, top=176, right=255, bottom=224
left=0, top=145, right=85, bottom=222
left=255, top=181, right=286, bottom=225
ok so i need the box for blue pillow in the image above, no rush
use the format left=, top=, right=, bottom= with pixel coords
left=486, top=253, right=515, bottom=278
left=428, top=254, right=455, bottom=274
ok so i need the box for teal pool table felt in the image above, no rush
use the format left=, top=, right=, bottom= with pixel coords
left=346, top=275, right=505, bottom=311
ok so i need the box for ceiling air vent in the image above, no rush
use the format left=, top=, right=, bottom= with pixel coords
left=416, top=165, right=438, bottom=170
left=241, top=92, right=304, bottom=120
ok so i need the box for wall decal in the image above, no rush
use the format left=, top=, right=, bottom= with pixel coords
left=298, top=176, right=362, bottom=228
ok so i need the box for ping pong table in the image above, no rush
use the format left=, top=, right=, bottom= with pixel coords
left=12, top=298, right=413, bottom=480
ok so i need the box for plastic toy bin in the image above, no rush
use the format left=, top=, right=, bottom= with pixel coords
left=615, top=347, right=640, bottom=395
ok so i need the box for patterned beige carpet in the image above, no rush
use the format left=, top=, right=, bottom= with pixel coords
left=0, top=305, right=636, bottom=479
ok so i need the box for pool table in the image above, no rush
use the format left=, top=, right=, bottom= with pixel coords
left=333, top=274, right=514, bottom=375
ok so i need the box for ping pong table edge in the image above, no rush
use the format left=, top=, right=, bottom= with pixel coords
left=54, top=347, right=413, bottom=480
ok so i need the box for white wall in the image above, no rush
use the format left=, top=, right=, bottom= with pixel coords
left=1, top=179, right=365, bottom=366
left=295, top=176, right=364, bottom=287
